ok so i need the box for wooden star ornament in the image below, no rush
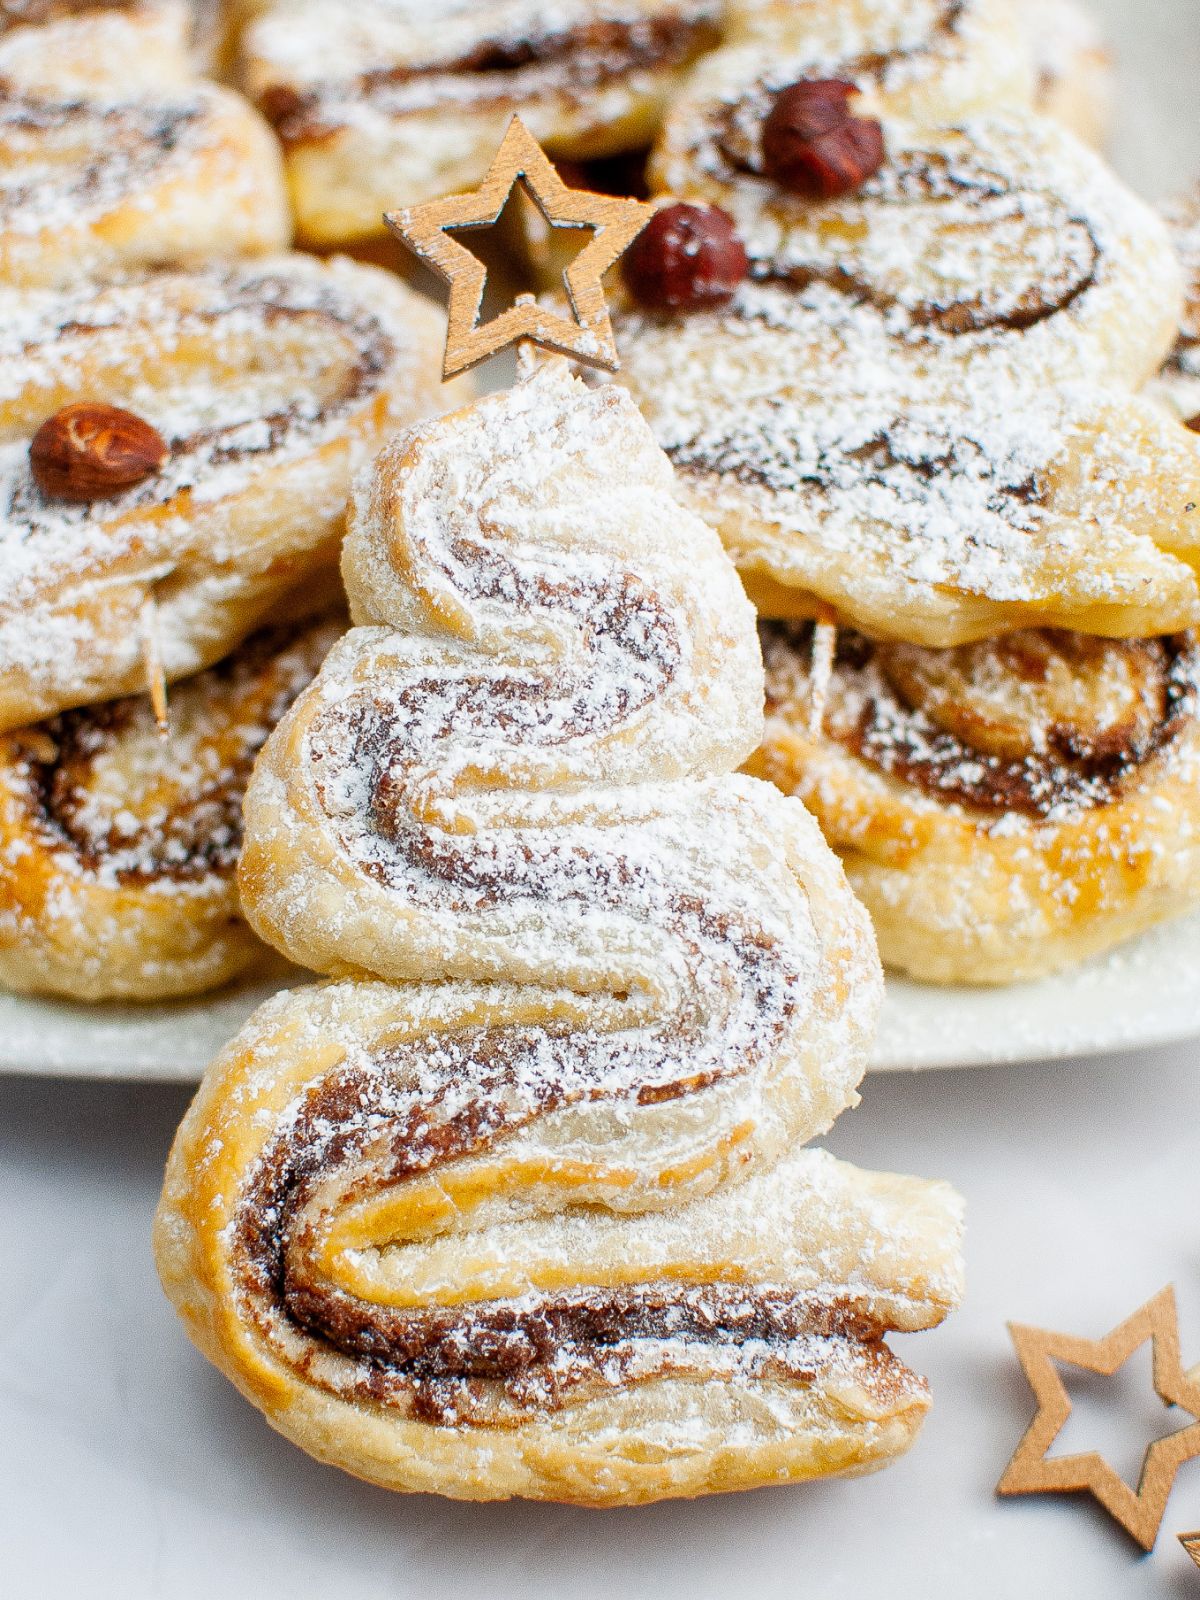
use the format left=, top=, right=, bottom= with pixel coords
left=385, top=116, right=654, bottom=379
left=997, top=1287, right=1200, bottom=1549
left=1179, top=1531, right=1200, bottom=1568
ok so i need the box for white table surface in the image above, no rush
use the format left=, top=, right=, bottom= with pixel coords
left=5, top=1047, right=1200, bottom=1597
left=5, top=0, right=1200, bottom=1593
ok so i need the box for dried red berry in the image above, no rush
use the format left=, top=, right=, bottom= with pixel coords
left=622, top=202, right=749, bottom=311
left=761, top=79, right=885, bottom=199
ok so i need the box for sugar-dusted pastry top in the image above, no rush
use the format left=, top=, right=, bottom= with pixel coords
left=0, top=81, right=288, bottom=285
left=235, top=0, right=725, bottom=238
left=645, top=110, right=1178, bottom=389
left=0, top=611, right=342, bottom=1001
left=751, top=620, right=1200, bottom=983
left=762, top=622, right=1198, bottom=822
left=616, top=317, right=1200, bottom=645
left=242, top=0, right=723, bottom=134
left=155, top=362, right=964, bottom=1505
left=663, top=0, right=1033, bottom=142
left=0, top=254, right=459, bottom=729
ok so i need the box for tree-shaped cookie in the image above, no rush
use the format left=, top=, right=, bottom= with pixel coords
left=155, top=358, right=962, bottom=1505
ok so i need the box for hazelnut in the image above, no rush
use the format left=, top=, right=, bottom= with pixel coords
left=761, top=79, right=885, bottom=199
left=622, top=202, right=749, bottom=312
left=30, top=403, right=169, bottom=502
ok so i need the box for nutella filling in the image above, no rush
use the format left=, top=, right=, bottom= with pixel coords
left=763, top=621, right=1197, bottom=818
left=14, top=620, right=331, bottom=883
left=260, top=11, right=722, bottom=144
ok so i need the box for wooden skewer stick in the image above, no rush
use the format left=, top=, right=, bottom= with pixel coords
left=139, top=595, right=170, bottom=738
left=808, top=603, right=838, bottom=737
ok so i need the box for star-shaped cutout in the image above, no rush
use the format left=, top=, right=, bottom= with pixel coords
left=385, top=116, right=654, bottom=379
left=997, top=1287, right=1200, bottom=1549
left=1180, top=1531, right=1200, bottom=1569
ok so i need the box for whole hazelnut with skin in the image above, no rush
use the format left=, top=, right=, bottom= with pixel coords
left=622, top=202, right=749, bottom=312
left=761, top=79, right=885, bottom=199
left=30, top=403, right=168, bottom=502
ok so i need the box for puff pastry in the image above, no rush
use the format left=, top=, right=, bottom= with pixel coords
left=749, top=620, right=1200, bottom=984
left=645, top=109, right=1179, bottom=394
left=615, top=110, right=1200, bottom=647
left=672, top=0, right=1034, bottom=135
left=0, top=2, right=195, bottom=96
left=0, top=610, right=341, bottom=1003
left=155, top=360, right=962, bottom=1505
left=0, top=255, right=465, bottom=732
left=236, top=0, right=724, bottom=245
left=0, top=2, right=290, bottom=287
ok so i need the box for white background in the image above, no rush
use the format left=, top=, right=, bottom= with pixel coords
left=4, top=0, right=1200, bottom=1594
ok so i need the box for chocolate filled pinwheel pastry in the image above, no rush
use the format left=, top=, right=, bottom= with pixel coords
left=614, top=319, right=1200, bottom=647
left=234, top=0, right=725, bottom=246
left=0, top=1, right=290, bottom=287
left=642, top=109, right=1179, bottom=394
left=0, top=255, right=467, bottom=732
left=155, top=360, right=962, bottom=1506
left=0, top=2, right=195, bottom=95
left=0, top=610, right=342, bottom=1003
left=668, top=0, right=1033, bottom=143
left=749, top=620, right=1200, bottom=984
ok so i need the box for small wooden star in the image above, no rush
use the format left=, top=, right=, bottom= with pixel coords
left=385, top=116, right=654, bottom=379
left=1179, top=1531, right=1200, bottom=1568
left=997, top=1287, right=1200, bottom=1550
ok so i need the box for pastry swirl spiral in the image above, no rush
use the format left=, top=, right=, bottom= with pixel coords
left=750, top=621, right=1200, bottom=983
left=616, top=108, right=1200, bottom=646
left=0, top=255, right=461, bottom=731
left=0, top=610, right=341, bottom=1001
left=645, top=110, right=1180, bottom=393
left=236, top=0, right=724, bottom=244
left=670, top=0, right=1033, bottom=141
left=155, top=362, right=961, bottom=1505
left=0, top=0, right=289, bottom=286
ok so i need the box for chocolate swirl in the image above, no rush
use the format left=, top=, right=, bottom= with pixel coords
left=153, top=363, right=960, bottom=1503
left=0, top=76, right=288, bottom=288
left=763, top=621, right=1198, bottom=819
left=16, top=619, right=336, bottom=885
left=256, top=4, right=722, bottom=145
left=0, top=253, right=453, bottom=732
left=0, top=612, right=340, bottom=1001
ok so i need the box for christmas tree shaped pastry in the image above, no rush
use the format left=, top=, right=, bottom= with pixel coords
left=155, top=356, right=962, bottom=1505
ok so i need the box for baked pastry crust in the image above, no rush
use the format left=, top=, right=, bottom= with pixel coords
left=643, top=109, right=1180, bottom=396
left=0, top=611, right=341, bottom=1002
left=749, top=621, right=1200, bottom=984
left=0, top=255, right=465, bottom=732
left=615, top=112, right=1199, bottom=646
left=0, top=2, right=195, bottom=96
left=156, top=361, right=962, bottom=1504
left=0, top=1, right=290, bottom=286
left=235, top=0, right=724, bottom=245
left=666, top=0, right=1034, bottom=140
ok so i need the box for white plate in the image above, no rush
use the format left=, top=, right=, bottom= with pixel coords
left=2, top=0, right=1199, bottom=1081
left=3, top=908, right=1199, bottom=1078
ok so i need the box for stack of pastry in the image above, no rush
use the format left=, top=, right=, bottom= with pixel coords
left=603, top=0, right=1200, bottom=985
left=225, top=0, right=1112, bottom=259
left=155, top=356, right=963, bottom=1504
left=0, top=0, right=461, bottom=1001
